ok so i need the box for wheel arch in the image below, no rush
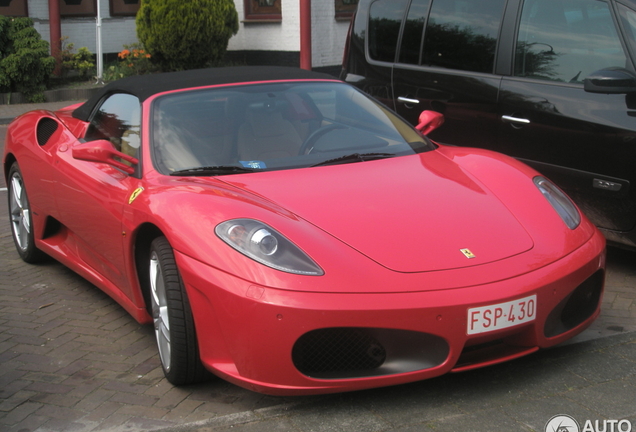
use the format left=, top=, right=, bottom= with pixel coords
left=134, top=223, right=164, bottom=314
left=3, top=153, right=17, bottom=183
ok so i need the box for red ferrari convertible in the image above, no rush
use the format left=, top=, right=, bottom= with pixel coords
left=3, top=66, right=605, bottom=395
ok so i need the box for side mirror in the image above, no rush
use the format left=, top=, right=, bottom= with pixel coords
left=415, top=110, right=445, bottom=135
left=583, top=67, right=636, bottom=94
left=72, top=140, right=138, bottom=175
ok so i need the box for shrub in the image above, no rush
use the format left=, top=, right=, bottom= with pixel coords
left=103, top=43, right=156, bottom=82
left=117, top=43, right=154, bottom=76
left=60, top=37, right=96, bottom=79
left=136, top=0, right=239, bottom=72
left=0, top=16, right=56, bottom=102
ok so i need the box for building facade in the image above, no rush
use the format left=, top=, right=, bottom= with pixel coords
left=0, top=0, right=355, bottom=73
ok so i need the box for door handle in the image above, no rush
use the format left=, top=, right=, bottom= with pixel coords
left=397, top=96, right=421, bottom=105
left=501, top=115, right=531, bottom=125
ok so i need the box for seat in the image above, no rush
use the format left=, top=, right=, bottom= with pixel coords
left=238, top=101, right=302, bottom=161
left=153, top=102, right=237, bottom=172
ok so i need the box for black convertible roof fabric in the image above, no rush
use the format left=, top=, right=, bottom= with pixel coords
left=72, top=66, right=338, bottom=121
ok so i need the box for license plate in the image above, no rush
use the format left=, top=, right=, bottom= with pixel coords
left=467, top=295, right=537, bottom=335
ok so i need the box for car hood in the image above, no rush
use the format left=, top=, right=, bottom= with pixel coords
left=219, top=152, right=534, bottom=273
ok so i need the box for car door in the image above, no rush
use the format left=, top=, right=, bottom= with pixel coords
left=498, top=0, right=636, bottom=234
left=54, top=93, right=142, bottom=292
left=392, top=0, right=508, bottom=148
left=341, top=0, right=399, bottom=109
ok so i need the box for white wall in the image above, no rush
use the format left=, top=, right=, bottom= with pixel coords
left=29, top=0, right=138, bottom=54
left=310, top=1, right=350, bottom=68
left=27, top=0, right=348, bottom=68
left=228, top=0, right=300, bottom=52
left=228, top=0, right=350, bottom=68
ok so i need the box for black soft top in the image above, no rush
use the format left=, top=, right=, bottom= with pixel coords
left=72, top=66, right=338, bottom=121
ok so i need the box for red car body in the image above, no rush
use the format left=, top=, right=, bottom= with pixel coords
left=3, top=67, right=606, bottom=395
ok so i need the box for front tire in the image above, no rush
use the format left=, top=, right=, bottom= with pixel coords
left=149, top=236, right=210, bottom=385
left=7, top=162, right=45, bottom=263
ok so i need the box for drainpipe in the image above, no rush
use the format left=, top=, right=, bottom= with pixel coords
left=96, top=0, right=103, bottom=82
left=299, top=0, right=311, bottom=70
left=49, top=0, right=62, bottom=75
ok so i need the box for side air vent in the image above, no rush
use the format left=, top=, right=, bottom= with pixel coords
left=36, top=118, right=59, bottom=146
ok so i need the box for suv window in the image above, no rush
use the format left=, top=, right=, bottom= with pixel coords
left=399, top=0, right=432, bottom=65
left=421, top=0, right=506, bottom=73
left=85, top=93, right=141, bottom=160
left=617, top=2, right=636, bottom=58
left=515, top=0, right=627, bottom=82
left=368, top=0, right=409, bottom=62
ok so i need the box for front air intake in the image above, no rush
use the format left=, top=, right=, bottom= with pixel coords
left=292, top=327, right=449, bottom=379
left=544, top=270, right=604, bottom=338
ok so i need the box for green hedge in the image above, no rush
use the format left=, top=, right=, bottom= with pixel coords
left=0, top=16, right=55, bottom=102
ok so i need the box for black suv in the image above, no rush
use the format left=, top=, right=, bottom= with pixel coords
left=341, top=0, right=636, bottom=250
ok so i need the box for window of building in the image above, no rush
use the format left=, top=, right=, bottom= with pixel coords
left=335, top=0, right=359, bottom=20
left=244, top=0, right=282, bottom=22
left=60, top=0, right=97, bottom=17
left=110, top=0, right=140, bottom=17
left=0, top=0, right=28, bottom=17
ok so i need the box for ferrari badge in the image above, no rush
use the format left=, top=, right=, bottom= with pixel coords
left=460, top=248, right=476, bottom=259
left=128, top=187, right=144, bottom=204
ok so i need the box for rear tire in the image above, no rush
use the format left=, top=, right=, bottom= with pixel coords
left=7, top=162, right=46, bottom=263
left=149, top=236, right=210, bottom=385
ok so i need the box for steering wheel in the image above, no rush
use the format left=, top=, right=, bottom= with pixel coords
left=298, top=123, right=347, bottom=155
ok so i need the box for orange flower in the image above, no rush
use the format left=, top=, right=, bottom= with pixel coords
left=118, top=49, right=130, bottom=59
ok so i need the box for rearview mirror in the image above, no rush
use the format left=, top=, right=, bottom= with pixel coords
left=584, top=67, right=636, bottom=94
left=72, top=140, right=138, bottom=175
left=415, top=110, right=445, bottom=135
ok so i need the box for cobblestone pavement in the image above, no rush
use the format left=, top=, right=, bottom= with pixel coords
left=1, top=116, right=635, bottom=432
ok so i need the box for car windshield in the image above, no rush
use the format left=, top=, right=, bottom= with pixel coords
left=151, top=81, right=434, bottom=175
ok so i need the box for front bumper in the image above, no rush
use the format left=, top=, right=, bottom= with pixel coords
left=177, top=229, right=605, bottom=395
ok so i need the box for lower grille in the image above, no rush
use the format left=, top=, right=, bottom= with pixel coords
left=293, top=328, right=386, bottom=376
left=544, top=269, right=604, bottom=338
left=292, top=327, right=449, bottom=379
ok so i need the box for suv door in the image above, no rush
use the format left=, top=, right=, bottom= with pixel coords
left=498, top=0, right=636, bottom=237
left=343, top=0, right=407, bottom=109
left=392, top=0, right=508, bottom=148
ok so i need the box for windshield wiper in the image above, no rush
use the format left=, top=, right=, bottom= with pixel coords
left=311, top=152, right=396, bottom=167
left=170, top=165, right=259, bottom=176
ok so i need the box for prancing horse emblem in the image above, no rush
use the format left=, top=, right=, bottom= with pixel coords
left=128, top=187, right=144, bottom=204
left=460, top=248, right=475, bottom=259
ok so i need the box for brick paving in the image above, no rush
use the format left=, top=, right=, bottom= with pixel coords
left=0, top=104, right=635, bottom=431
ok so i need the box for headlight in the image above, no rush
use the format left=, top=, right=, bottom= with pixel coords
left=534, top=176, right=581, bottom=229
left=216, top=219, right=324, bottom=276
